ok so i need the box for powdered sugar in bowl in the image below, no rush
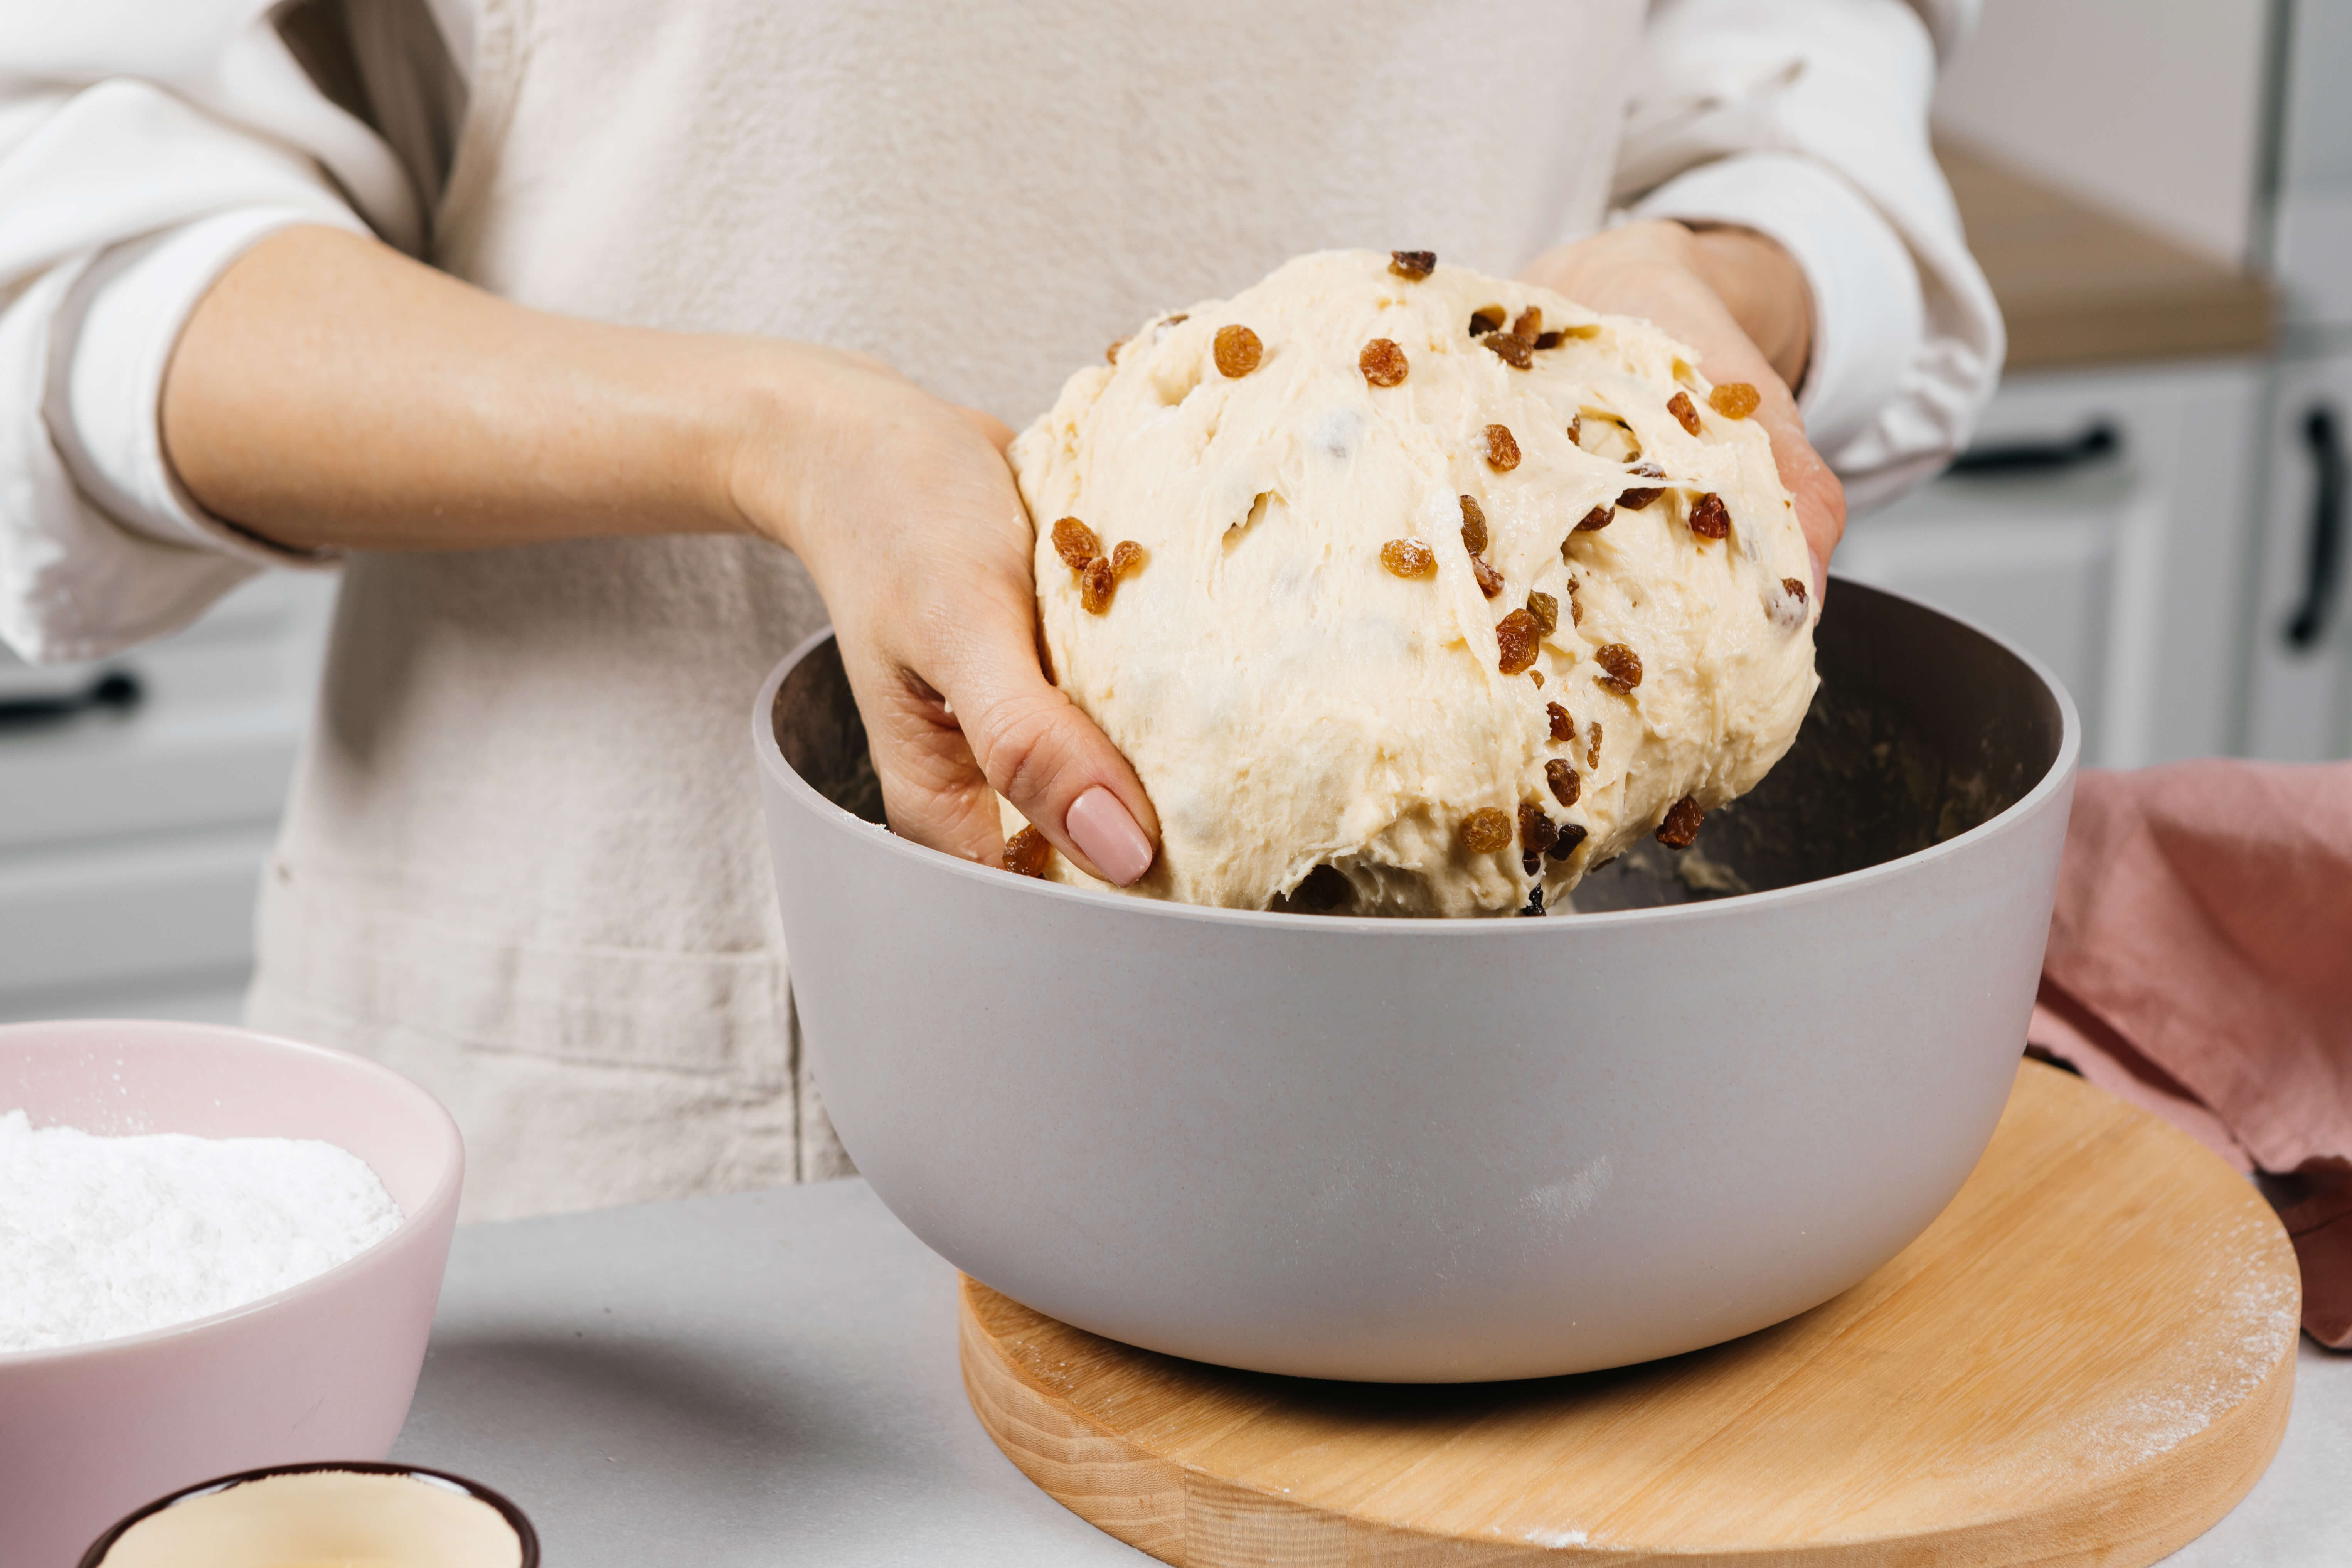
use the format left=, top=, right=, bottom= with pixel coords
left=0, top=1020, right=463, bottom=1568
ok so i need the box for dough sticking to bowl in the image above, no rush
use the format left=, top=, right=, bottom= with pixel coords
left=1008, top=249, right=1818, bottom=917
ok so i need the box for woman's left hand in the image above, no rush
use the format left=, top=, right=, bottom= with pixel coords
left=1520, top=220, right=1843, bottom=600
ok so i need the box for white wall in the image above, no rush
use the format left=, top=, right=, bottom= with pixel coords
left=1933, top=0, right=2274, bottom=267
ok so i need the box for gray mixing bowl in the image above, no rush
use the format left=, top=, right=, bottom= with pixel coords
left=754, top=579, right=2078, bottom=1381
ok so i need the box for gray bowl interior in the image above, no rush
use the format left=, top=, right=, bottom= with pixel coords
left=773, top=578, right=2067, bottom=906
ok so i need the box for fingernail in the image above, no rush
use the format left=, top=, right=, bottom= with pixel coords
left=1066, top=786, right=1153, bottom=885
left=1809, top=549, right=1827, bottom=610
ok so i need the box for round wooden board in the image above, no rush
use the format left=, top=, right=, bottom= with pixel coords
left=960, top=1061, right=2301, bottom=1566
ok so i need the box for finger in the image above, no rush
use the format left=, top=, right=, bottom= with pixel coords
left=845, top=573, right=1161, bottom=885
left=920, top=577, right=1161, bottom=884
left=836, top=640, right=1017, bottom=867
left=1749, top=393, right=1843, bottom=606
left=956, top=406, right=1017, bottom=453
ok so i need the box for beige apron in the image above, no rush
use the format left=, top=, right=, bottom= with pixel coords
left=248, top=0, right=1642, bottom=1220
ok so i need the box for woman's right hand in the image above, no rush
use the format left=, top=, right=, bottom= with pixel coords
left=719, top=349, right=1161, bottom=883
left=162, top=224, right=1158, bottom=883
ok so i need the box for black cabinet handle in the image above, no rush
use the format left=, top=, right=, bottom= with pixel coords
left=0, top=669, right=143, bottom=730
left=2285, top=405, right=2345, bottom=651
left=1947, top=421, right=2121, bottom=475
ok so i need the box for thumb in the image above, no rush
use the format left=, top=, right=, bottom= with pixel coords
left=1752, top=397, right=1844, bottom=606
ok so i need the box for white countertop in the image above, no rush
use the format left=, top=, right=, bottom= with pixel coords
left=391, top=1177, right=2352, bottom=1566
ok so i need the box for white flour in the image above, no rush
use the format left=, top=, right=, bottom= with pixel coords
left=0, top=1110, right=404, bottom=1354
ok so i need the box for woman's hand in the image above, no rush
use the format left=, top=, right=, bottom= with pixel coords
left=163, top=224, right=1159, bottom=883
left=1520, top=220, right=1843, bottom=598
left=722, top=353, right=1160, bottom=881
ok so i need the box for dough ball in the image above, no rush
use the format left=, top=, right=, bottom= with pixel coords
left=1008, top=250, right=1817, bottom=916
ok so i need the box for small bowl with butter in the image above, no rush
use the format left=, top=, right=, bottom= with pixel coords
left=79, top=1462, right=536, bottom=1568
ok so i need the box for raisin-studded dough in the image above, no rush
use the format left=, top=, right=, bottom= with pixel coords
left=1008, top=250, right=1817, bottom=917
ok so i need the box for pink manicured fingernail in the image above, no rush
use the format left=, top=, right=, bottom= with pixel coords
left=1066, top=787, right=1153, bottom=885
left=1809, top=550, right=1827, bottom=610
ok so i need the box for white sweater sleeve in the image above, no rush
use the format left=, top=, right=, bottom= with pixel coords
left=1617, top=0, right=2003, bottom=512
left=0, top=3, right=431, bottom=665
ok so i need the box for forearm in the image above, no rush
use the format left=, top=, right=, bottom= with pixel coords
left=161, top=225, right=790, bottom=552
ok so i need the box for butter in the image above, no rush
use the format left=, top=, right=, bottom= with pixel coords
left=93, top=1469, right=524, bottom=1568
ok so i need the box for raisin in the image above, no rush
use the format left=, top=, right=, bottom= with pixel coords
left=1459, top=495, right=1490, bottom=556
left=1520, top=882, right=1546, bottom=912
left=1519, top=802, right=1559, bottom=856
left=1572, top=504, right=1612, bottom=537
left=1469, top=307, right=1504, bottom=336
left=1782, top=576, right=1808, bottom=603
left=1165, top=312, right=1189, bottom=327
left=1586, top=722, right=1602, bottom=769
left=1461, top=807, right=1512, bottom=854
left=1615, top=486, right=1663, bottom=511
left=1111, top=540, right=1148, bottom=577
left=1081, top=557, right=1116, bottom=614
left=1657, top=795, right=1705, bottom=849
left=1106, top=337, right=1127, bottom=364
left=1667, top=391, right=1703, bottom=436
left=1525, top=591, right=1557, bottom=636
left=1593, top=642, right=1642, bottom=694
left=1512, top=307, right=1543, bottom=339
left=1471, top=556, right=1505, bottom=598
left=1214, top=324, right=1263, bottom=378
left=1483, top=331, right=1534, bottom=369
left=1547, top=702, right=1576, bottom=742
left=1051, top=517, right=1102, bottom=572
left=1708, top=382, right=1761, bottom=419
left=1360, top=337, right=1409, bottom=387
left=1566, top=416, right=1583, bottom=446
left=1485, top=424, right=1521, bottom=471
left=1003, top=825, right=1051, bottom=877
left=1559, top=323, right=1601, bottom=340
left=1381, top=538, right=1436, bottom=578
left=1567, top=579, right=1583, bottom=625
left=1535, top=330, right=1564, bottom=350
left=1689, top=493, right=1730, bottom=540
left=1390, top=250, right=1436, bottom=280
left=1496, top=608, right=1541, bottom=674
left=1630, top=460, right=1665, bottom=478
left=1545, top=758, right=1581, bottom=808
left=1547, top=822, right=1588, bottom=861
left=1529, top=670, right=1544, bottom=687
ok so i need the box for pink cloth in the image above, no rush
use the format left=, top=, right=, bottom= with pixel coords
left=2023, top=759, right=2352, bottom=1349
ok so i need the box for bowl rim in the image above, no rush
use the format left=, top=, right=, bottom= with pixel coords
left=75, top=1460, right=538, bottom=1568
left=751, top=576, right=2083, bottom=935
left=0, top=1018, right=464, bottom=1368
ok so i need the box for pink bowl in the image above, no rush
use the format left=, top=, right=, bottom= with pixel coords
left=0, top=1020, right=463, bottom=1568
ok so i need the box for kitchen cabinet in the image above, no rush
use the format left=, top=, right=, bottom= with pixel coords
left=2239, top=0, right=2352, bottom=760
left=1840, top=145, right=2277, bottom=769
left=2244, top=350, right=2352, bottom=757
left=0, top=571, right=334, bottom=1024
left=1841, top=361, right=2266, bottom=768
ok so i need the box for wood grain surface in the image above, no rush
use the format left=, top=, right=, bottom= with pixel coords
left=1938, top=141, right=2275, bottom=370
left=961, top=1061, right=2300, bottom=1566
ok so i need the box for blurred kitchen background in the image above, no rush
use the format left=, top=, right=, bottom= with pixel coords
left=2, top=0, right=2346, bottom=1026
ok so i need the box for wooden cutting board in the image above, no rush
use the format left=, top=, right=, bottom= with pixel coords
left=960, top=1061, right=2301, bottom=1566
